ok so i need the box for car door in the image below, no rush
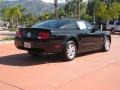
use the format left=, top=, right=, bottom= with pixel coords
left=115, top=21, right=120, bottom=31
left=77, top=21, right=88, bottom=51
left=77, top=21, right=103, bottom=52
left=84, top=21, right=104, bottom=50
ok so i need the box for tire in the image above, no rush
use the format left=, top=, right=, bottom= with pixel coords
left=64, top=41, right=77, bottom=61
left=102, top=37, right=111, bottom=52
left=28, top=51, right=39, bottom=56
left=110, top=28, right=115, bottom=33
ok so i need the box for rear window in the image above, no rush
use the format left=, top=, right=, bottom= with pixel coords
left=32, top=20, right=69, bottom=28
left=116, top=21, right=120, bottom=25
left=109, top=21, right=114, bottom=25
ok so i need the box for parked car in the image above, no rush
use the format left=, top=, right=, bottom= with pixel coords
left=14, top=19, right=111, bottom=60
left=0, top=26, right=3, bottom=30
left=106, top=20, right=120, bottom=33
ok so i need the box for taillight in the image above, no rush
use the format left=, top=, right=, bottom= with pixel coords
left=16, top=31, right=22, bottom=38
left=38, top=32, right=50, bottom=40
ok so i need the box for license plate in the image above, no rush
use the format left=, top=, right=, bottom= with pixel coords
left=24, top=42, right=31, bottom=48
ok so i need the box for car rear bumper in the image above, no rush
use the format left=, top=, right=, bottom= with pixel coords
left=14, top=38, right=64, bottom=53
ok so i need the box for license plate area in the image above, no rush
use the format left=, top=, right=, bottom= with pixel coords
left=24, top=42, right=31, bottom=48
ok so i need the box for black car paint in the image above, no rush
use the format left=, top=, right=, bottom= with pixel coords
left=14, top=20, right=111, bottom=54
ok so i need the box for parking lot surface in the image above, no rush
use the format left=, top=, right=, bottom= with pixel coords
left=0, top=35, right=120, bottom=90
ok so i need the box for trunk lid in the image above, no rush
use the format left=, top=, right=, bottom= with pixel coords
left=19, top=28, right=51, bottom=40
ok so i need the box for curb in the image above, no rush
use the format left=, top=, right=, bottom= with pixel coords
left=0, top=40, right=14, bottom=44
left=0, top=31, right=10, bottom=33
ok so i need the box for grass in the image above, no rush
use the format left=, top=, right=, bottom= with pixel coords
left=9, top=28, right=18, bottom=32
left=2, top=36, right=14, bottom=41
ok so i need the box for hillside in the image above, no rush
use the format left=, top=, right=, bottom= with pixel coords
left=0, top=0, right=65, bottom=15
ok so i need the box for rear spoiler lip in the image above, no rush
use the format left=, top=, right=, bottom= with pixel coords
left=19, top=27, right=51, bottom=30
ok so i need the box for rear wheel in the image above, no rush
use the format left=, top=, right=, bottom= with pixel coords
left=64, top=41, right=77, bottom=61
left=102, top=37, right=111, bottom=52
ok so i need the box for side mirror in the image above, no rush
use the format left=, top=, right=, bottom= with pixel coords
left=91, top=25, right=98, bottom=32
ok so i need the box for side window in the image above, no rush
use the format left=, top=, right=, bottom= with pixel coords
left=109, top=21, right=114, bottom=25
left=116, top=21, right=120, bottom=25
left=84, top=21, right=93, bottom=30
left=60, top=22, right=79, bottom=30
left=77, top=21, right=87, bottom=30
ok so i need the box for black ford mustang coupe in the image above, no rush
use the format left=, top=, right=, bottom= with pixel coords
left=14, top=19, right=111, bottom=60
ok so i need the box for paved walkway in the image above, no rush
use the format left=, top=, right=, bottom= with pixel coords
left=0, top=35, right=120, bottom=90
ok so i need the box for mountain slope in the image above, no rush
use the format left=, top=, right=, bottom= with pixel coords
left=0, top=0, right=65, bottom=15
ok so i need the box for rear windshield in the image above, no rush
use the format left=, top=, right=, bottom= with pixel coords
left=109, top=21, right=114, bottom=25
left=116, top=21, right=120, bottom=25
left=32, top=20, right=69, bottom=28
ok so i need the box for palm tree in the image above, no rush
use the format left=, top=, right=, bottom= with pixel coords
left=64, top=0, right=84, bottom=19
left=87, top=0, right=100, bottom=23
left=2, top=7, right=21, bottom=28
left=54, top=0, right=58, bottom=19
left=77, top=0, right=80, bottom=19
left=13, top=7, right=21, bottom=26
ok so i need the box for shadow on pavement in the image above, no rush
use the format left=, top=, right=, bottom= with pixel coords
left=0, top=51, right=102, bottom=66
left=0, top=53, right=65, bottom=66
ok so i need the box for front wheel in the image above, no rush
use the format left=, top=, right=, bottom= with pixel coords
left=110, top=28, right=115, bottom=33
left=102, top=37, right=111, bottom=52
left=64, top=41, right=77, bottom=61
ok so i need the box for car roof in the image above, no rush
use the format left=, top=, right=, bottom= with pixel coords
left=49, top=19, right=86, bottom=22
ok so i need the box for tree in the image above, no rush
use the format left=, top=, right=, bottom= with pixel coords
left=12, top=7, right=21, bottom=26
left=108, top=2, right=120, bottom=20
left=0, top=0, right=3, bottom=19
left=87, top=0, right=101, bottom=23
left=64, top=0, right=85, bottom=19
left=2, top=8, right=10, bottom=22
left=95, top=1, right=120, bottom=30
left=96, top=2, right=109, bottom=21
left=2, top=6, right=22, bottom=28
left=96, top=1, right=120, bottom=21
left=58, top=8, right=66, bottom=18
left=23, top=13, right=37, bottom=27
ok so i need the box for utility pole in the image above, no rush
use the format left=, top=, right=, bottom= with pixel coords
left=54, top=0, right=58, bottom=19
left=77, top=0, right=80, bottom=19
left=93, top=0, right=97, bottom=24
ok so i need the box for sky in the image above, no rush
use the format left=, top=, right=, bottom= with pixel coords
left=4, top=0, right=87, bottom=3
left=41, top=0, right=65, bottom=3
left=3, top=0, right=66, bottom=3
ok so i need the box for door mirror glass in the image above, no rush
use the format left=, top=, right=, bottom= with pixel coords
left=92, top=25, right=99, bottom=32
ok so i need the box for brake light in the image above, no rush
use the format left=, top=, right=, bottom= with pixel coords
left=16, top=31, right=22, bottom=38
left=38, top=32, right=50, bottom=40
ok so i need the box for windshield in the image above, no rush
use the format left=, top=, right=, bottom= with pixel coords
left=109, top=21, right=114, bottom=25
left=32, top=20, right=69, bottom=28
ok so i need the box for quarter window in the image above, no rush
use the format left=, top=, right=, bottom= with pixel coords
left=84, top=21, right=93, bottom=30
left=77, top=21, right=86, bottom=30
left=60, top=22, right=79, bottom=30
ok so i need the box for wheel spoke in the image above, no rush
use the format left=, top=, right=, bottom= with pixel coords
left=105, top=39, right=110, bottom=50
left=67, top=43, right=76, bottom=59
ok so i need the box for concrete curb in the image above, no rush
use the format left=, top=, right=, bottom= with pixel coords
left=0, top=40, right=14, bottom=44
